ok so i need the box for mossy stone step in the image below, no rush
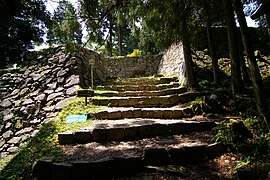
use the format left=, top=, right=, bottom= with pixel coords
left=92, top=94, right=180, bottom=107
left=34, top=142, right=226, bottom=179
left=58, top=119, right=216, bottom=144
left=95, top=87, right=186, bottom=97
left=93, top=107, right=194, bottom=120
left=105, top=77, right=178, bottom=86
left=96, top=82, right=180, bottom=92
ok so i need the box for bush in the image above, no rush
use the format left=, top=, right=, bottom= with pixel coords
left=127, top=49, right=142, bottom=57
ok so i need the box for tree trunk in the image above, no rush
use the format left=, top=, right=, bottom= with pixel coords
left=222, top=0, right=244, bottom=96
left=234, top=0, right=270, bottom=130
left=238, top=45, right=250, bottom=86
left=181, top=16, right=197, bottom=88
left=203, top=0, right=220, bottom=84
left=118, top=25, right=123, bottom=56
left=107, top=14, right=113, bottom=57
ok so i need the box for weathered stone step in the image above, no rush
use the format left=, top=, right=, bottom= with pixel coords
left=96, top=82, right=180, bottom=92
left=92, top=94, right=180, bottom=107
left=34, top=135, right=226, bottom=179
left=95, top=87, right=186, bottom=97
left=105, top=77, right=178, bottom=86
left=93, top=107, right=194, bottom=120
left=58, top=119, right=216, bottom=144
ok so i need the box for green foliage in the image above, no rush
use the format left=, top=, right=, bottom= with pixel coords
left=127, top=49, right=142, bottom=57
left=64, top=42, right=77, bottom=53
left=47, top=0, right=83, bottom=46
left=0, top=0, right=51, bottom=68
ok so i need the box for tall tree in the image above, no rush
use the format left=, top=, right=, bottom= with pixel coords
left=235, top=0, right=270, bottom=129
left=47, top=0, right=83, bottom=45
left=202, top=0, right=220, bottom=84
left=222, top=0, right=244, bottom=96
left=0, top=0, right=50, bottom=68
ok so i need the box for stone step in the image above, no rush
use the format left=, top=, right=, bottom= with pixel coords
left=92, top=94, right=181, bottom=107
left=96, top=82, right=180, bottom=92
left=34, top=135, right=226, bottom=179
left=95, top=87, right=187, bottom=97
left=105, top=77, right=178, bottom=86
left=58, top=119, right=216, bottom=144
left=93, top=107, right=194, bottom=120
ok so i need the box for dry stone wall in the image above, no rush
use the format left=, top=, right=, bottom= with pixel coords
left=0, top=46, right=107, bottom=158
left=105, top=55, right=162, bottom=78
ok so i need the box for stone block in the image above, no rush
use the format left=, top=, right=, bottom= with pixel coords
left=168, top=148, right=185, bottom=165
left=107, top=128, right=125, bottom=141
left=98, top=99, right=110, bottom=106
left=127, top=98, right=138, bottom=106
left=198, top=121, right=216, bottom=132
left=149, top=97, right=160, bottom=106
left=74, top=130, right=92, bottom=143
left=124, top=127, right=138, bottom=140
left=152, top=110, right=163, bottom=118
left=162, top=110, right=173, bottom=119
left=118, top=99, right=128, bottom=106
left=137, top=125, right=152, bottom=139
left=58, top=131, right=74, bottom=144
left=109, top=99, right=119, bottom=107
left=132, top=109, right=142, bottom=118
left=122, top=110, right=133, bottom=118
left=107, top=110, right=122, bottom=119
left=71, top=161, right=92, bottom=180
left=32, top=157, right=54, bottom=180
left=142, top=110, right=155, bottom=118
left=168, top=123, right=185, bottom=135
left=172, top=110, right=183, bottom=119
left=52, top=163, right=72, bottom=180
left=169, top=95, right=180, bottom=105
left=183, top=145, right=207, bottom=164
left=94, top=111, right=108, bottom=119
left=143, top=148, right=170, bottom=165
left=92, top=128, right=107, bottom=142
left=151, top=124, right=169, bottom=136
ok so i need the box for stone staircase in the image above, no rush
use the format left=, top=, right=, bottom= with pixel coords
left=34, top=77, right=226, bottom=179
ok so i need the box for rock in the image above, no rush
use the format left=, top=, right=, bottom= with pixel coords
left=14, top=120, right=23, bottom=129
left=21, top=134, right=30, bottom=142
left=7, top=137, right=21, bottom=144
left=47, top=92, right=63, bottom=101
left=35, top=94, right=46, bottom=101
left=1, top=99, right=12, bottom=108
left=64, top=75, right=80, bottom=87
left=5, top=122, right=12, bottom=129
left=3, top=113, right=13, bottom=121
left=0, top=139, right=5, bottom=148
left=66, top=85, right=78, bottom=95
left=55, top=87, right=64, bottom=93
left=47, top=82, right=57, bottom=90
left=143, top=148, right=170, bottom=165
left=7, top=146, right=19, bottom=153
left=231, top=121, right=253, bottom=143
left=57, top=69, right=67, bottom=77
left=22, top=98, right=34, bottom=105
left=20, top=88, right=30, bottom=97
left=30, top=119, right=41, bottom=125
left=55, top=97, right=76, bottom=110
left=31, top=130, right=39, bottom=137
left=10, top=89, right=20, bottom=96
left=44, top=90, right=54, bottom=94
left=15, top=127, right=33, bottom=136
left=57, top=77, right=65, bottom=84
left=3, top=130, right=14, bottom=139
left=30, top=72, right=41, bottom=81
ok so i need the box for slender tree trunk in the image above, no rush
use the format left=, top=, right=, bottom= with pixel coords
left=203, top=0, right=220, bottom=84
left=107, top=14, right=113, bottom=57
left=234, top=0, right=270, bottom=130
left=222, top=0, right=244, bottom=96
left=181, top=16, right=197, bottom=88
left=118, top=25, right=123, bottom=56
left=238, top=44, right=250, bottom=86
